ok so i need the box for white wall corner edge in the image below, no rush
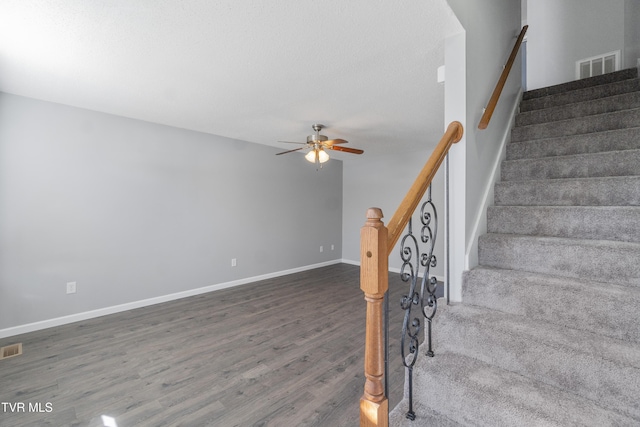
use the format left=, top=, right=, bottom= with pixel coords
left=0, top=259, right=343, bottom=339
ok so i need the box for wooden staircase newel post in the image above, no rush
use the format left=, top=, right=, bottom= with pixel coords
left=359, top=208, right=389, bottom=427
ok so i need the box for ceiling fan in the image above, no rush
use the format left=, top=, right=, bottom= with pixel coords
left=276, top=124, right=364, bottom=168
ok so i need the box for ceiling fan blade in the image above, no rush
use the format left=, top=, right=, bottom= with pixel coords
left=276, top=147, right=305, bottom=155
left=277, top=140, right=307, bottom=145
left=324, top=138, right=348, bottom=145
left=327, top=145, right=364, bottom=154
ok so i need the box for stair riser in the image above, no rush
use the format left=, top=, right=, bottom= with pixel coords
left=523, top=68, right=638, bottom=100
left=487, top=206, right=640, bottom=243
left=478, top=234, right=640, bottom=286
left=512, top=108, right=640, bottom=142
left=517, top=91, right=640, bottom=127
left=506, top=127, right=640, bottom=160
left=436, top=307, right=640, bottom=420
left=463, top=268, right=640, bottom=342
left=494, top=176, right=640, bottom=206
left=521, top=78, right=640, bottom=112
left=501, top=149, right=640, bottom=181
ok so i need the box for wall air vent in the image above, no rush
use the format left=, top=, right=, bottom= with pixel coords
left=577, top=51, right=620, bottom=79
left=0, top=343, right=23, bottom=360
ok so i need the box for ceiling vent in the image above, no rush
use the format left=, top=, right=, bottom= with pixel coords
left=0, top=343, right=23, bottom=360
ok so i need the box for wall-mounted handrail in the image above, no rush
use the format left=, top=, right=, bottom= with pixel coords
left=478, top=25, right=528, bottom=130
left=359, top=121, right=463, bottom=426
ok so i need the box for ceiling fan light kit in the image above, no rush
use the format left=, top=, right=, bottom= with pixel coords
left=276, top=124, right=364, bottom=169
left=305, top=148, right=330, bottom=164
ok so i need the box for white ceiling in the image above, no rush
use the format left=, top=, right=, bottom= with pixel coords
left=0, top=0, right=463, bottom=160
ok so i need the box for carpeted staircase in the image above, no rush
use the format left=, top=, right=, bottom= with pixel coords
left=391, top=67, right=640, bottom=426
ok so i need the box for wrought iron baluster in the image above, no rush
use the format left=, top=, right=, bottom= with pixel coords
left=398, top=184, right=439, bottom=421
left=420, top=186, right=438, bottom=357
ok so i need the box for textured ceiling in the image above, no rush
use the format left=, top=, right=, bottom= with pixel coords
left=0, top=0, right=462, bottom=159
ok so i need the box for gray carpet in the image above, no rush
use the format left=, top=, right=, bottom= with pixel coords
left=391, top=68, right=640, bottom=426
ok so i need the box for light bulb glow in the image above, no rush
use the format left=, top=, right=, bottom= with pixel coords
left=305, top=150, right=316, bottom=163
left=318, top=149, right=329, bottom=163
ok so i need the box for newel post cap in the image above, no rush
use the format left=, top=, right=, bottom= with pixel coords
left=365, top=207, right=384, bottom=222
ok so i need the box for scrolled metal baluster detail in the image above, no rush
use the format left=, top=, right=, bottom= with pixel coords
left=398, top=185, right=439, bottom=421
left=420, top=195, right=438, bottom=358
left=399, top=218, right=421, bottom=421
left=399, top=223, right=422, bottom=369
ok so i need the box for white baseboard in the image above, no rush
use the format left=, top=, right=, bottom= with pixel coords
left=0, top=260, right=342, bottom=339
left=341, top=258, right=445, bottom=283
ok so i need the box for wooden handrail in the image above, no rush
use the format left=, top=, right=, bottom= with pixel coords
left=478, top=25, right=528, bottom=130
left=386, top=121, right=464, bottom=254
left=359, top=121, right=463, bottom=427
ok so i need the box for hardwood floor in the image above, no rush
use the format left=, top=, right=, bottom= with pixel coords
left=0, top=264, right=414, bottom=426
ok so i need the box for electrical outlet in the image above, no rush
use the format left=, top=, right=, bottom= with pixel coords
left=231, top=258, right=237, bottom=267
left=66, top=282, right=77, bottom=294
left=331, top=244, right=335, bottom=251
left=320, top=246, right=323, bottom=253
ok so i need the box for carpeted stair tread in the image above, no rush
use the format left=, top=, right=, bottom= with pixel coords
left=478, top=233, right=640, bottom=286
left=434, top=304, right=640, bottom=420
left=516, top=90, right=640, bottom=127
left=523, top=68, right=638, bottom=100
left=511, top=107, right=640, bottom=142
left=412, top=352, right=634, bottom=426
left=506, top=126, right=640, bottom=160
left=501, top=149, right=640, bottom=181
left=494, top=175, right=640, bottom=206
left=399, top=67, right=640, bottom=425
left=487, top=205, right=640, bottom=243
left=521, top=77, right=640, bottom=112
left=463, top=266, right=640, bottom=342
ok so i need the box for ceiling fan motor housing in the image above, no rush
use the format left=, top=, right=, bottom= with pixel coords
left=308, top=123, right=328, bottom=144
left=307, top=134, right=328, bottom=144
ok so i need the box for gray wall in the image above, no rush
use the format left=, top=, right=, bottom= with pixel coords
left=526, top=0, right=626, bottom=90
left=625, top=0, right=640, bottom=69
left=342, top=152, right=445, bottom=276
left=451, top=0, right=521, bottom=236
left=342, top=0, right=521, bottom=296
left=0, top=93, right=343, bottom=332
left=445, top=0, right=521, bottom=300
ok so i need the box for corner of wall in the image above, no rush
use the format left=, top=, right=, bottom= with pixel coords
left=444, top=30, right=467, bottom=303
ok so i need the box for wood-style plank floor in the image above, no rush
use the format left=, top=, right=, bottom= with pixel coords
left=0, top=264, right=416, bottom=426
